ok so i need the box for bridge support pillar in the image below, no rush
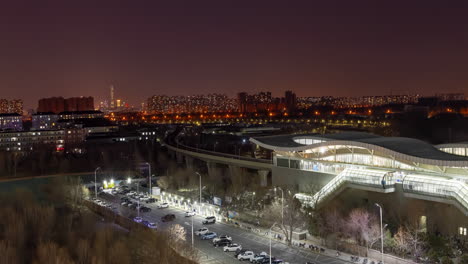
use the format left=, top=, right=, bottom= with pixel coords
left=257, top=170, right=269, bottom=187
left=228, top=165, right=243, bottom=179
left=176, top=152, right=184, bottom=164
left=185, top=156, right=194, bottom=169
left=206, top=162, right=217, bottom=179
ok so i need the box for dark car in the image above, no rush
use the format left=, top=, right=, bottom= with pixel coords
left=145, top=198, right=157, bottom=203
left=142, top=220, right=150, bottom=226
left=161, top=214, right=176, bottom=222
left=256, top=258, right=275, bottom=264
left=120, top=197, right=130, bottom=202
left=213, top=239, right=231, bottom=247
left=140, top=206, right=151, bottom=212
left=129, top=203, right=138, bottom=209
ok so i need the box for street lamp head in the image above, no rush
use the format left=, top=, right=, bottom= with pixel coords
left=127, top=177, right=131, bottom=184
left=375, top=203, right=381, bottom=208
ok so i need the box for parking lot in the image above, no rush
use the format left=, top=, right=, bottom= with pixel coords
left=93, top=186, right=350, bottom=264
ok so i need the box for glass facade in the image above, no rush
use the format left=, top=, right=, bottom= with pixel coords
left=439, top=147, right=468, bottom=157
left=403, top=175, right=468, bottom=211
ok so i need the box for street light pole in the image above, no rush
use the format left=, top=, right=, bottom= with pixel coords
left=94, top=167, right=101, bottom=200
left=191, top=213, right=194, bottom=247
left=145, top=162, right=152, bottom=195
left=269, top=222, right=277, bottom=264
left=375, top=203, right=384, bottom=264
left=275, top=187, right=284, bottom=226
left=196, top=172, right=202, bottom=214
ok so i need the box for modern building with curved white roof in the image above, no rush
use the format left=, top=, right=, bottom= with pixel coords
left=250, top=132, right=468, bottom=236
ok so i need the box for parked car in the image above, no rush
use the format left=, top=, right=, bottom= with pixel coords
left=250, top=252, right=269, bottom=263
left=185, top=211, right=196, bottom=217
left=223, top=243, right=241, bottom=252
left=195, top=227, right=209, bottom=236
left=202, top=216, right=216, bottom=224
left=133, top=216, right=143, bottom=223
left=121, top=201, right=129, bottom=206
left=157, top=203, right=169, bottom=209
left=147, top=222, right=157, bottom=229
left=145, top=198, right=156, bottom=203
left=255, top=258, right=275, bottom=264
left=161, top=214, right=175, bottom=222
left=213, top=238, right=231, bottom=247
left=140, top=206, right=151, bottom=212
left=238, top=251, right=255, bottom=261
left=213, top=235, right=232, bottom=243
left=235, top=249, right=248, bottom=258
left=201, top=232, right=217, bottom=240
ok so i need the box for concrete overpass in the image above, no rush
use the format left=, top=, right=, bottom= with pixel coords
left=164, top=138, right=273, bottom=186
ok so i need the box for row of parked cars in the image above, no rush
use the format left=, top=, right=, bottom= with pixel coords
left=120, top=197, right=152, bottom=212
left=133, top=216, right=157, bottom=229
left=92, top=198, right=117, bottom=210
left=194, top=227, right=288, bottom=263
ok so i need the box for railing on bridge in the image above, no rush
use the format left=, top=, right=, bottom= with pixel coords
left=165, top=137, right=273, bottom=164
left=403, top=174, right=468, bottom=212
left=296, top=168, right=394, bottom=207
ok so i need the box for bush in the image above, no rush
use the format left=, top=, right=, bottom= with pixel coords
left=440, top=256, right=453, bottom=264
left=459, top=254, right=468, bottom=264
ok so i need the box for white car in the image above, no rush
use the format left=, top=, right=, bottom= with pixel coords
left=250, top=252, right=269, bottom=263
left=157, top=203, right=169, bottom=209
left=202, top=216, right=216, bottom=224
left=185, top=211, right=196, bottom=217
left=133, top=216, right=143, bottom=223
left=238, top=251, right=255, bottom=261
left=213, top=235, right=232, bottom=243
left=127, top=191, right=136, bottom=196
left=223, top=243, right=241, bottom=252
left=147, top=222, right=157, bottom=229
left=195, top=227, right=209, bottom=236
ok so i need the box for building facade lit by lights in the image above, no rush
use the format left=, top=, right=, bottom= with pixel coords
left=250, top=132, right=468, bottom=235
left=0, top=113, right=23, bottom=131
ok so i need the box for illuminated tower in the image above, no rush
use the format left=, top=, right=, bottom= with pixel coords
left=110, top=85, right=115, bottom=108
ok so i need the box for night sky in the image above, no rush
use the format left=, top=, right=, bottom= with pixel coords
left=1, top=0, right=468, bottom=108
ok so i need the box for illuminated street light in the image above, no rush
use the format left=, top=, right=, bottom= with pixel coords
left=127, top=177, right=131, bottom=184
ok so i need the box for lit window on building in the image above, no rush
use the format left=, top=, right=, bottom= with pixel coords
left=460, top=227, right=467, bottom=236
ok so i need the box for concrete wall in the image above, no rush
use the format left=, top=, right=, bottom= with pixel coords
left=328, top=186, right=468, bottom=236
left=272, top=166, right=336, bottom=191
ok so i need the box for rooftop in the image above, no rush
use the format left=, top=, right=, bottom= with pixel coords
left=252, top=132, right=468, bottom=162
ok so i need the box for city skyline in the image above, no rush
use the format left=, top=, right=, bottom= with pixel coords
left=1, top=1, right=468, bottom=108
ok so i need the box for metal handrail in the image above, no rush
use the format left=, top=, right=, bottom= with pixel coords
left=165, top=136, right=273, bottom=164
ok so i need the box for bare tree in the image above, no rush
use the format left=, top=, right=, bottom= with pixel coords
left=344, top=208, right=380, bottom=254
left=393, top=224, right=425, bottom=259
left=33, top=241, right=74, bottom=264
left=263, top=192, right=306, bottom=246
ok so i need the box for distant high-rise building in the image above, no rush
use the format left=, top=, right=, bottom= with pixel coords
left=110, top=85, right=115, bottom=109
left=9, top=99, right=23, bottom=114
left=238, top=92, right=248, bottom=112
left=0, top=99, right=9, bottom=113
left=0, top=99, right=23, bottom=114
left=38, top=97, right=94, bottom=113
left=285, top=90, right=297, bottom=113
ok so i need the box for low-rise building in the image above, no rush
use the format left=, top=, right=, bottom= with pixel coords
left=58, top=110, right=104, bottom=120
left=32, top=112, right=59, bottom=130
left=0, top=128, right=85, bottom=151
left=0, top=113, right=22, bottom=131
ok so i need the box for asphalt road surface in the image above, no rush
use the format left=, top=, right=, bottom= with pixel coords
left=97, top=192, right=348, bottom=264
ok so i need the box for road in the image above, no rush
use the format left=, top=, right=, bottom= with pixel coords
left=98, top=192, right=348, bottom=264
